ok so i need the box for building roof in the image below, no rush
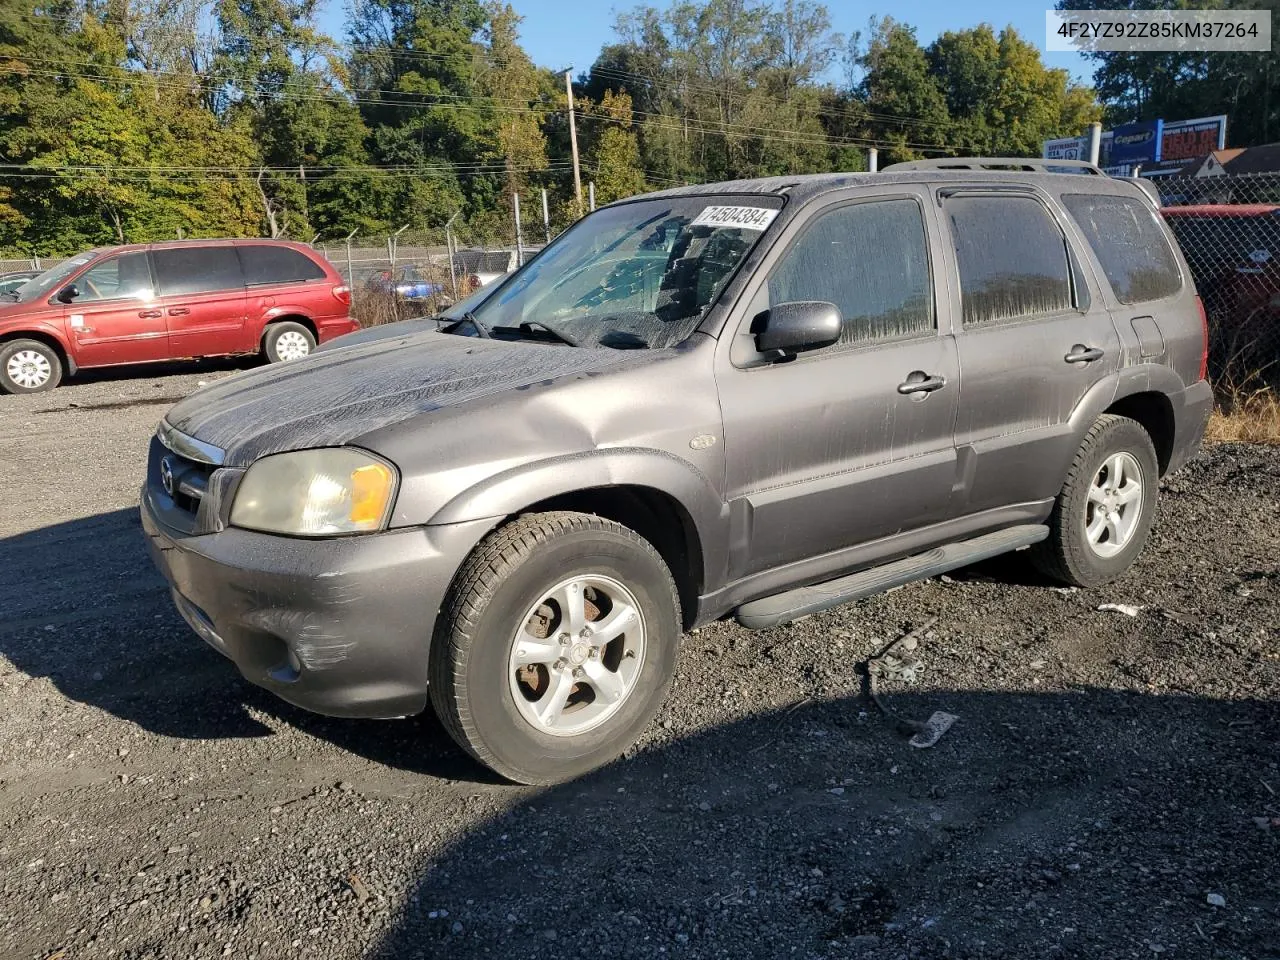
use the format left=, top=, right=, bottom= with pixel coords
left=1221, top=143, right=1280, bottom=175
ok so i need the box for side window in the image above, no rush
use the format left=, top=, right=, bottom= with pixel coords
left=71, top=252, right=153, bottom=303
left=767, top=198, right=933, bottom=348
left=153, top=247, right=244, bottom=297
left=238, top=245, right=327, bottom=285
left=1061, top=194, right=1182, bottom=304
left=945, top=195, right=1074, bottom=326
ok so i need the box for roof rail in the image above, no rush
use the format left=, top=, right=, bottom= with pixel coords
left=883, top=157, right=1106, bottom=176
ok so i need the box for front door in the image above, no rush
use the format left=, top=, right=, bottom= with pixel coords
left=939, top=190, right=1121, bottom=514
left=717, top=191, right=960, bottom=579
left=62, top=251, right=168, bottom=367
left=151, top=245, right=248, bottom=358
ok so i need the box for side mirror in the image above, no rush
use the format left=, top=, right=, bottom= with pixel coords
left=754, top=301, right=842, bottom=356
left=56, top=284, right=80, bottom=304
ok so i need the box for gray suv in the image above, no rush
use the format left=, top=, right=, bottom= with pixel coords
left=141, top=159, right=1213, bottom=784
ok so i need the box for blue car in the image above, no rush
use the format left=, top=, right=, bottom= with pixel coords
left=365, top=265, right=444, bottom=302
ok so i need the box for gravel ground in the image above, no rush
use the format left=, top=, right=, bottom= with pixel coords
left=1, top=366, right=1278, bottom=960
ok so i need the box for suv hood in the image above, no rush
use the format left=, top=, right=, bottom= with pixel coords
left=165, top=330, right=654, bottom=465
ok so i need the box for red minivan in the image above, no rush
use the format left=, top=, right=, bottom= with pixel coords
left=0, top=239, right=357, bottom=393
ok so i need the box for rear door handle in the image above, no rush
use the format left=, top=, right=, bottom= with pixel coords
left=168, top=307, right=190, bottom=317
left=138, top=309, right=162, bottom=319
left=1064, top=344, right=1104, bottom=363
left=897, top=371, right=947, bottom=396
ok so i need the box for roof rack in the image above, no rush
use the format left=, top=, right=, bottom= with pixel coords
left=883, top=157, right=1106, bottom=176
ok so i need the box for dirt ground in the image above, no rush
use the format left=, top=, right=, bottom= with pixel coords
left=1, top=364, right=1277, bottom=960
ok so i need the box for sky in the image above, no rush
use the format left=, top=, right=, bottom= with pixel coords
left=319, top=0, right=1095, bottom=86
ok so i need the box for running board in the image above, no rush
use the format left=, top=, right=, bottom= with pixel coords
left=734, top=524, right=1049, bottom=630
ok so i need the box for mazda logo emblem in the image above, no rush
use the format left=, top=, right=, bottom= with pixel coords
left=160, top=456, right=175, bottom=497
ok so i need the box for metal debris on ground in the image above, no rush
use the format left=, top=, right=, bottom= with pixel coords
left=862, top=617, right=958, bottom=749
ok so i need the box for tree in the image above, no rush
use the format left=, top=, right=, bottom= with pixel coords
left=1057, top=0, right=1278, bottom=147
left=476, top=2, right=547, bottom=195
left=859, top=18, right=951, bottom=162
left=588, top=91, right=646, bottom=203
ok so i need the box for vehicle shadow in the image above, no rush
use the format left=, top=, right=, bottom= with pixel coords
left=364, top=686, right=1280, bottom=959
left=67, top=355, right=258, bottom=386
left=0, top=507, right=483, bottom=781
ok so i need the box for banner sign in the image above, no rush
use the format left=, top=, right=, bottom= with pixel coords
left=1110, top=119, right=1164, bottom=165
left=1042, top=115, right=1227, bottom=173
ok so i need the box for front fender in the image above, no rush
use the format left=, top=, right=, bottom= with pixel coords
left=427, top=448, right=731, bottom=592
left=0, top=319, right=78, bottom=372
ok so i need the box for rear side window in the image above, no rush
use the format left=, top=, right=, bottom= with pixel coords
left=767, top=198, right=933, bottom=347
left=1062, top=194, right=1182, bottom=304
left=237, top=245, right=327, bottom=285
left=945, top=195, right=1073, bottom=326
left=152, top=247, right=243, bottom=296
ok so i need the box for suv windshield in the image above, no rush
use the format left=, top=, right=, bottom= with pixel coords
left=10, top=251, right=101, bottom=303
left=464, top=195, right=781, bottom=349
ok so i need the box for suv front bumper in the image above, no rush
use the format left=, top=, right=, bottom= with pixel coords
left=141, top=487, right=495, bottom=718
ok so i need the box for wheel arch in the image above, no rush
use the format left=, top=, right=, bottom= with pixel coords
left=260, top=313, right=318, bottom=344
left=0, top=329, right=76, bottom=375
left=423, top=450, right=729, bottom=629
left=1104, top=390, right=1176, bottom=476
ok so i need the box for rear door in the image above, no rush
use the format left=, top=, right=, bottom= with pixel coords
left=152, top=246, right=249, bottom=358
left=717, top=189, right=960, bottom=578
left=940, top=189, right=1120, bottom=514
left=238, top=243, right=335, bottom=333
left=62, top=251, right=168, bottom=366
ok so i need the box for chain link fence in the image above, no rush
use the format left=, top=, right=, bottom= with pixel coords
left=1156, top=172, right=1280, bottom=391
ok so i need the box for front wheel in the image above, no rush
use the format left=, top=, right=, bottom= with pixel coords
left=263, top=321, right=316, bottom=363
left=0, top=339, right=63, bottom=393
left=1031, top=414, right=1159, bottom=588
left=429, top=511, right=681, bottom=785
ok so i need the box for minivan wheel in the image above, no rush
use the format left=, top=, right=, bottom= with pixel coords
left=0, top=339, right=63, bottom=393
left=1031, top=414, right=1159, bottom=588
left=263, top=322, right=316, bottom=363
left=429, top=511, right=681, bottom=785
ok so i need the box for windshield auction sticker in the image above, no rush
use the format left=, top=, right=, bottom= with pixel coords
left=690, top=206, right=779, bottom=231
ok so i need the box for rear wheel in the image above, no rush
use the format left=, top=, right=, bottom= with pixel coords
left=263, top=321, right=315, bottom=363
left=0, top=339, right=63, bottom=393
left=429, top=511, right=681, bottom=785
left=1031, top=414, right=1159, bottom=587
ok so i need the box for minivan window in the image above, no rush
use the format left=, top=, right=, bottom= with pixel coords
left=768, top=198, right=933, bottom=348
left=1062, top=194, right=1182, bottom=304
left=153, top=247, right=243, bottom=297
left=466, top=195, right=782, bottom=349
left=238, top=245, right=327, bottom=286
left=946, top=195, right=1073, bottom=326
left=14, top=252, right=98, bottom=303
left=69, top=252, right=154, bottom=303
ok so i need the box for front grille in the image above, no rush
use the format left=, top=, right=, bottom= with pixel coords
left=147, top=425, right=238, bottom=536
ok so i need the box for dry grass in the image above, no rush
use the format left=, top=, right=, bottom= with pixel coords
left=1206, top=385, right=1280, bottom=444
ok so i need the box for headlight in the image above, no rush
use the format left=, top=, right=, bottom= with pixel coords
left=230, top=448, right=397, bottom=536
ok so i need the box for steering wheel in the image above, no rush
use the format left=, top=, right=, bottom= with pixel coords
left=81, top=277, right=102, bottom=299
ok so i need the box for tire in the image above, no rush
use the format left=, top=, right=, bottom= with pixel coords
left=1031, top=414, right=1160, bottom=588
left=0, top=338, right=63, bottom=394
left=430, top=511, right=681, bottom=785
left=263, top=321, right=316, bottom=363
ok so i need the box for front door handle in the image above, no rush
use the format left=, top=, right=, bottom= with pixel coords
left=138, top=309, right=162, bottom=319
left=168, top=307, right=191, bottom=317
left=1064, top=344, right=1104, bottom=363
left=897, top=371, right=947, bottom=396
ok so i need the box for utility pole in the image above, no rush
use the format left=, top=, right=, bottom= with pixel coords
left=565, top=68, right=583, bottom=214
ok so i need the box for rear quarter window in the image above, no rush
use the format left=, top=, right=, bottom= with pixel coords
left=1062, top=194, right=1182, bottom=304
left=238, top=245, right=328, bottom=285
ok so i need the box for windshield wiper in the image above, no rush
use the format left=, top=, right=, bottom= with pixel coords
left=519, top=320, right=580, bottom=347
left=457, top=310, right=491, bottom=338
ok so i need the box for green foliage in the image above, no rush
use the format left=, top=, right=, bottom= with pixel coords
left=0, top=0, right=1120, bottom=257
left=1057, top=0, right=1279, bottom=146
